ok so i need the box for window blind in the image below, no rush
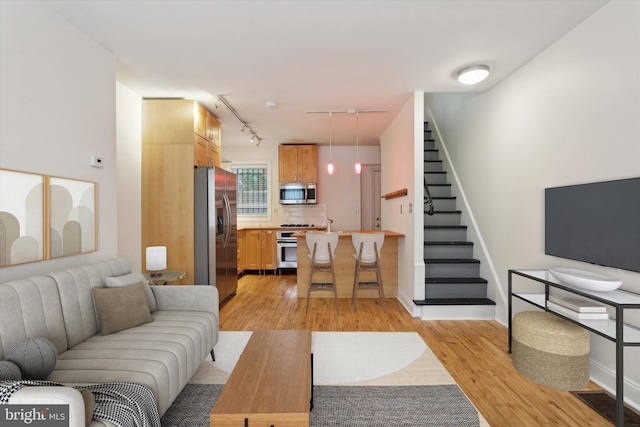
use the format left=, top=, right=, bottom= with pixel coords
left=232, top=166, right=268, bottom=215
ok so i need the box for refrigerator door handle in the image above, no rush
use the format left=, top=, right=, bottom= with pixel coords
left=223, top=193, right=231, bottom=247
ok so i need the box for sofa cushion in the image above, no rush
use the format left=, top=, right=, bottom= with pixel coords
left=92, top=283, right=153, bottom=336
left=6, top=337, right=57, bottom=380
left=105, top=272, right=157, bottom=312
left=0, top=276, right=68, bottom=359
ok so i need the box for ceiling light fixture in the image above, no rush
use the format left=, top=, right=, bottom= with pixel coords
left=327, top=112, right=334, bottom=175
left=457, top=64, right=490, bottom=85
left=354, top=112, right=361, bottom=174
left=217, top=95, right=264, bottom=146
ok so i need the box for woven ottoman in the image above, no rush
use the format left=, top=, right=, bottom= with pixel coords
left=512, top=311, right=590, bottom=390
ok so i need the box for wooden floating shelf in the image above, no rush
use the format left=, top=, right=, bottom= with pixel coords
left=381, top=188, right=408, bottom=200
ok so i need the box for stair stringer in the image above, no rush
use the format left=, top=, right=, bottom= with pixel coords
left=424, top=107, right=505, bottom=323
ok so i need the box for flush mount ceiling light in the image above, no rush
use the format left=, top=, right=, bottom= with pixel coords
left=457, top=64, right=490, bottom=85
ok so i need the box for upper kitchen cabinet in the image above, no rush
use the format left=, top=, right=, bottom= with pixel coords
left=143, top=99, right=220, bottom=167
left=194, top=103, right=208, bottom=139
left=278, top=144, right=318, bottom=183
left=206, top=112, right=221, bottom=148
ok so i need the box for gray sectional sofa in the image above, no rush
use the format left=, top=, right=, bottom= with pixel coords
left=0, top=258, right=219, bottom=427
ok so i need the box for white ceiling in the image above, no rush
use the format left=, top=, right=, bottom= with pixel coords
left=44, top=0, right=607, bottom=149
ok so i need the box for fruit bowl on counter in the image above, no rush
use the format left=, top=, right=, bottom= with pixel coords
left=548, top=267, right=622, bottom=292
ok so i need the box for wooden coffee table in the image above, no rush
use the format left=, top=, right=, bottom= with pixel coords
left=210, top=330, right=312, bottom=427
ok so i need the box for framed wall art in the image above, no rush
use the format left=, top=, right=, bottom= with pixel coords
left=49, top=176, right=97, bottom=258
left=0, top=169, right=46, bottom=267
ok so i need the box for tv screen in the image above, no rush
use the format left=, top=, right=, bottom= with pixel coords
left=545, top=177, right=640, bottom=273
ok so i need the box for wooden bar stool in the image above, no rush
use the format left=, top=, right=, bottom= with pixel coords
left=351, top=232, right=386, bottom=312
left=305, top=232, right=340, bottom=314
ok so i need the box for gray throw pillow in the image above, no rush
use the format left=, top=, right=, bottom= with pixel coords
left=93, top=282, right=154, bottom=336
left=6, top=337, right=57, bottom=380
left=0, top=360, right=22, bottom=380
left=105, top=272, right=157, bottom=312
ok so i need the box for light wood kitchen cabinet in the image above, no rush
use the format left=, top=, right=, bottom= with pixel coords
left=206, top=112, right=221, bottom=148
left=195, top=134, right=221, bottom=167
left=194, top=103, right=207, bottom=139
left=142, top=99, right=222, bottom=284
left=237, top=229, right=245, bottom=274
left=278, top=144, right=318, bottom=183
left=245, top=229, right=277, bottom=271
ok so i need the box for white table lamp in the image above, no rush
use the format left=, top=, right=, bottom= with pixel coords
left=146, top=246, right=167, bottom=276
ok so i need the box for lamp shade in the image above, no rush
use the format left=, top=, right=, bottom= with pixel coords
left=146, top=246, right=167, bottom=272
left=327, top=162, right=334, bottom=175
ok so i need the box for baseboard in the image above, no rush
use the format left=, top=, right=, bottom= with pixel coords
left=590, top=359, right=640, bottom=412
left=397, top=288, right=422, bottom=317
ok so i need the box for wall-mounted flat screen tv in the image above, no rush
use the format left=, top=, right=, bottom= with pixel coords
left=545, top=177, right=640, bottom=273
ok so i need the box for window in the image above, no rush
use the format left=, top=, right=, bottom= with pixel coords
left=232, top=163, right=270, bottom=218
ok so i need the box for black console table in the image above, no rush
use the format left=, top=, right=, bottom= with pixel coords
left=508, top=269, right=640, bottom=427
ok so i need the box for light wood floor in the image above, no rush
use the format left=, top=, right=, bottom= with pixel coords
left=219, top=273, right=610, bottom=427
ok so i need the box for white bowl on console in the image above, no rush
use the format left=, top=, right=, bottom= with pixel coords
left=548, top=267, right=622, bottom=292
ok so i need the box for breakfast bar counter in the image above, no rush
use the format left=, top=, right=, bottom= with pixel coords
left=293, top=230, right=404, bottom=299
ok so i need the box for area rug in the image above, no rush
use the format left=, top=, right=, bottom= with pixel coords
left=162, top=331, right=489, bottom=426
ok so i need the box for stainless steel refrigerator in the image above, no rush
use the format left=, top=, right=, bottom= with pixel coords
left=194, top=166, right=237, bottom=303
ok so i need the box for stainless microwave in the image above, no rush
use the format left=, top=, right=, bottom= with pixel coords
left=279, top=183, right=317, bottom=204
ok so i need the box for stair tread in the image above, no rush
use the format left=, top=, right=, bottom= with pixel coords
left=424, top=258, right=480, bottom=264
left=425, top=277, right=488, bottom=284
left=425, top=225, right=467, bottom=229
left=413, top=298, right=495, bottom=306
left=430, top=196, right=456, bottom=200
left=424, top=241, right=472, bottom=246
left=425, top=183, right=451, bottom=187
left=426, top=211, right=461, bottom=214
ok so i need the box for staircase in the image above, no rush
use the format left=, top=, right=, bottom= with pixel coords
left=414, top=122, right=495, bottom=319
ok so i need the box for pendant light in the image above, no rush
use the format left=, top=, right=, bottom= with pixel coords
left=354, top=111, right=362, bottom=174
left=327, top=112, right=334, bottom=175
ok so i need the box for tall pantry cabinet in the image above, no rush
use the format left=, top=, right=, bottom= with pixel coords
left=141, top=99, right=221, bottom=284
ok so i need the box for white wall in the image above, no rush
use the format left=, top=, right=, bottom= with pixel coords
left=425, top=0, right=640, bottom=406
left=0, top=1, right=118, bottom=282
left=380, top=93, right=424, bottom=314
left=116, top=83, right=142, bottom=271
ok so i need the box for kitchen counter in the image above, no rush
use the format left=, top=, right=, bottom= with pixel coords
left=295, top=230, right=404, bottom=299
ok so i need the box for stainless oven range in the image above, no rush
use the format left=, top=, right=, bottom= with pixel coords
left=276, top=230, right=298, bottom=269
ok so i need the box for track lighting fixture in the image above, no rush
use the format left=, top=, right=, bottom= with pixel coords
left=217, top=95, right=263, bottom=146
left=308, top=109, right=387, bottom=175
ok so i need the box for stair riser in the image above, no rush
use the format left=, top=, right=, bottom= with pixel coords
left=425, top=283, right=488, bottom=299
left=426, top=186, right=451, bottom=197
left=424, top=245, right=473, bottom=259
left=424, top=140, right=435, bottom=150
left=424, top=172, right=447, bottom=184
left=424, top=212, right=461, bottom=226
left=424, top=151, right=439, bottom=161
left=419, top=305, right=495, bottom=320
left=425, top=228, right=467, bottom=241
left=425, top=263, right=479, bottom=278
left=431, top=199, right=457, bottom=210
left=424, top=161, right=442, bottom=172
